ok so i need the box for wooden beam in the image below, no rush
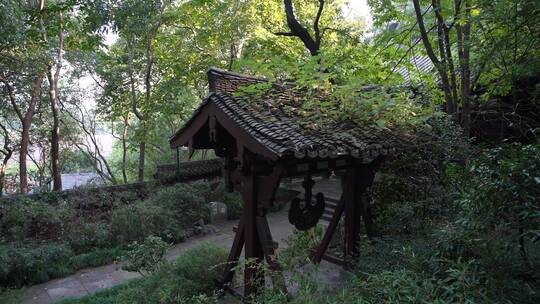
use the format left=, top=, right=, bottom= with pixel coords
left=242, top=175, right=264, bottom=299
left=170, top=101, right=278, bottom=161
left=310, top=178, right=347, bottom=263
left=281, top=157, right=353, bottom=178
left=343, top=169, right=361, bottom=257
left=355, top=158, right=383, bottom=238
left=220, top=213, right=245, bottom=286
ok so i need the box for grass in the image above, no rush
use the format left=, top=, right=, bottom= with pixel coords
left=0, top=243, right=128, bottom=288
left=0, top=287, right=25, bottom=304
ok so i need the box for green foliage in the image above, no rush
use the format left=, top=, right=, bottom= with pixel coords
left=0, top=181, right=216, bottom=288
left=148, top=183, right=209, bottom=226
left=0, top=242, right=73, bottom=287
left=111, top=201, right=181, bottom=243
left=353, top=263, right=490, bottom=304
left=0, top=241, right=126, bottom=288
left=223, top=192, right=243, bottom=220
left=370, top=116, right=468, bottom=234
left=57, top=243, right=227, bottom=304
left=0, top=199, right=73, bottom=241
left=66, top=222, right=112, bottom=254
left=278, top=225, right=323, bottom=268
left=111, top=183, right=209, bottom=243
left=122, top=236, right=169, bottom=275
left=0, top=287, right=24, bottom=304
left=189, top=180, right=225, bottom=203
left=433, top=139, right=539, bottom=261
left=60, top=150, right=95, bottom=173
left=458, top=139, right=540, bottom=235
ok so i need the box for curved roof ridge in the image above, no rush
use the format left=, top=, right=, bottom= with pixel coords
left=207, top=67, right=268, bottom=82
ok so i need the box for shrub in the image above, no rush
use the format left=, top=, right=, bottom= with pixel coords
left=147, top=183, right=209, bottom=226
left=122, top=236, right=169, bottom=275
left=111, top=201, right=181, bottom=243
left=66, top=222, right=112, bottom=253
left=0, top=242, right=73, bottom=287
left=370, top=116, right=468, bottom=234
left=111, top=184, right=210, bottom=244
left=67, top=247, right=126, bottom=270
left=0, top=287, right=24, bottom=304
left=188, top=180, right=225, bottom=203
left=279, top=225, right=323, bottom=268
left=457, top=140, right=540, bottom=248
left=0, top=199, right=73, bottom=241
left=223, top=192, right=243, bottom=220
left=57, top=243, right=227, bottom=304
left=0, top=241, right=126, bottom=288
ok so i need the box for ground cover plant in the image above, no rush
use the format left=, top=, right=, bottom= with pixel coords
left=56, top=243, right=227, bottom=304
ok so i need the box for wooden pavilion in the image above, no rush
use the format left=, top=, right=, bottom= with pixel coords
left=169, top=67, right=397, bottom=299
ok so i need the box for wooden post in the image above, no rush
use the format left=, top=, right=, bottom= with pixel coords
left=242, top=175, right=264, bottom=299
left=220, top=162, right=284, bottom=300
left=176, top=147, right=180, bottom=174
left=344, top=169, right=361, bottom=257
left=221, top=214, right=245, bottom=286
left=355, top=159, right=382, bottom=239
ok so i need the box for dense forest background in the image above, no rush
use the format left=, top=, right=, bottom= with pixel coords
left=1, top=0, right=538, bottom=194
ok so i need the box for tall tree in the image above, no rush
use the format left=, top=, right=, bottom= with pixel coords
left=276, top=0, right=326, bottom=56
left=0, top=74, right=43, bottom=193
left=113, top=0, right=168, bottom=182
left=0, top=0, right=47, bottom=193
left=40, top=0, right=64, bottom=190
left=0, top=120, right=13, bottom=195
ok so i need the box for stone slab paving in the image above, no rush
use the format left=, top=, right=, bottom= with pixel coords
left=19, top=177, right=342, bottom=304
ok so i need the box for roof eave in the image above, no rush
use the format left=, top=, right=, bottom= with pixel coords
left=169, top=98, right=279, bottom=161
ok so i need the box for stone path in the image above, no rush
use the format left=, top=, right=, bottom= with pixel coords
left=19, top=177, right=343, bottom=304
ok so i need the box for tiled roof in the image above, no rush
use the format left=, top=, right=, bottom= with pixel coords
left=171, top=68, right=402, bottom=161
left=394, top=55, right=434, bottom=84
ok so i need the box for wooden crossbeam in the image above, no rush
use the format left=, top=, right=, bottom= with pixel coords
left=221, top=214, right=245, bottom=286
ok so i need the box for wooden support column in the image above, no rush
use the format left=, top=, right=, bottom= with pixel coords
left=311, top=160, right=381, bottom=266
left=344, top=169, right=361, bottom=258
left=242, top=175, right=264, bottom=299
left=220, top=214, right=245, bottom=286
left=220, top=161, right=284, bottom=301
left=355, top=158, right=383, bottom=239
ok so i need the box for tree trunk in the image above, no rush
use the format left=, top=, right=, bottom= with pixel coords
left=20, top=122, right=31, bottom=193
left=433, top=0, right=458, bottom=114
left=21, top=76, right=43, bottom=193
left=42, top=5, right=64, bottom=191
left=0, top=160, right=8, bottom=196
left=277, top=0, right=324, bottom=56
left=413, top=0, right=456, bottom=116
left=456, top=0, right=472, bottom=136
left=122, top=116, right=129, bottom=183
left=47, top=67, right=62, bottom=191
left=138, top=140, right=145, bottom=182
left=0, top=126, right=12, bottom=196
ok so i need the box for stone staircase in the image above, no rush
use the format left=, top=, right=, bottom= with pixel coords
left=321, top=195, right=340, bottom=222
